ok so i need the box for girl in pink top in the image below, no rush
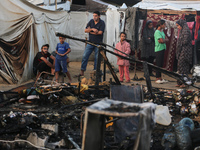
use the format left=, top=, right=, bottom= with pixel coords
left=115, top=32, right=131, bottom=83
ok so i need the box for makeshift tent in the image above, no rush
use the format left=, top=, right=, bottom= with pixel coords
left=133, top=0, right=200, bottom=71
left=106, top=1, right=200, bottom=71
left=101, top=0, right=141, bottom=6
left=28, top=0, right=44, bottom=5
left=106, top=8, right=121, bottom=68
left=0, top=0, right=97, bottom=84
left=134, top=0, right=200, bottom=11
left=106, top=7, right=140, bottom=69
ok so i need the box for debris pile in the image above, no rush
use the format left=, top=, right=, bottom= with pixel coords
left=0, top=72, right=200, bottom=150
left=145, top=88, right=200, bottom=150
left=0, top=73, right=111, bottom=149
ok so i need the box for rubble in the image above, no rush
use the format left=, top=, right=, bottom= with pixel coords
left=146, top=87, right=200, bottom=150
left=0, top=72, right=200, bottom=150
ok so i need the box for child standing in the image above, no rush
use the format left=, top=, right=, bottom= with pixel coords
left=154, top=19, right=168, bottom=84
left=115, top=32, right=131, bottom=83
left=55, top=37, right=72, bottom=83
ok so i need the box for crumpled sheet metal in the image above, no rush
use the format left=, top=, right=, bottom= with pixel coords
left=110, top=85, right=143, bottom=103
left=86, top=98, right=156, bottom=117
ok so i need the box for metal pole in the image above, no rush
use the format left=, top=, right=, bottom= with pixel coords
left=100, top=51, right=121, bottom=85
left=103, top=49, right=106, bottom=81
left=95, top=46, right=102, bottom=86
left=143, top=61, right=153, bottom=98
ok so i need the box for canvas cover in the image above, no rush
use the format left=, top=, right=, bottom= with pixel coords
left=0, top=0, right=91, bottom=84
left=133, top=1, right=200, bottom=11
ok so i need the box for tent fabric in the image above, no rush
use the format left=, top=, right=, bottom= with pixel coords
left=187, top=22, right=195, bottom=45
left=0, top=27, right=34, bottom=84
left=28, top=0, right=43, bottom=5
left=106, top=9, right=120, bottom=69
left=0, top=0, right=37, bottom=84
left=125, top=7, right=137, bottom=50
left=195, top=15, right=200, bottom=40
left=34, top=11, right=88, bottom=62
left=0, top=0, right=91, bottom=84
left=133, top=1, right=200, bottom=11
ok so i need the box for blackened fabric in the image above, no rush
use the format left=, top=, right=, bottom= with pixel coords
left=141, top=21, right=155, bottom=58
left=33, top=52, right=51, bottom=68
left=86, top=19, right=105, bottom=44
left=156, top=50, right=165, bottom=78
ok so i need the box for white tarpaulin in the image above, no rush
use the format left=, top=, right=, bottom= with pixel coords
left=133, top=1, right=200, bottom=11
left=106, top=8, right=121, bottom=69
left=27, top=0, right=44, bottom=5
left=0, top=0, right=92, bottom=84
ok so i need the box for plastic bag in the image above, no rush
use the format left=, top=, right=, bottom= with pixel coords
left=179, top=117, right=194, bottom=131
left=175, top=125, right=192, bottom=150
left=161, top=132, right=176, bottom=149
left=155, top=105, right=172, bottom=126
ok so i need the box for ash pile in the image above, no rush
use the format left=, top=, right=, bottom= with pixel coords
left=0, top=73, right=157, bottom=150
left=144, top=87, right=200, bottom=150
left=0, top=72, right=111, bottom=150
left=0, top=72, right=200, bottom=150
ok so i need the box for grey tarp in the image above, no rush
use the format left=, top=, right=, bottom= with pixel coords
left=125, top=7, right=137, bottom=50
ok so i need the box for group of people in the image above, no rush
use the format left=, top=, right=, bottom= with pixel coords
left=33, top=11, right=105, bottom=83
left=33, top=36, right=72, bottom=83
left=33, top=10, right=192, bottom=88
left=142, top=19, right=192, bottom=87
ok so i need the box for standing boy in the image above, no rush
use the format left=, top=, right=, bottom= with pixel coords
left=55, top=37, right=72, bottom=83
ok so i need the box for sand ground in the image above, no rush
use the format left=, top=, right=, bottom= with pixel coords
left=0, top=61, right=199, bottom=91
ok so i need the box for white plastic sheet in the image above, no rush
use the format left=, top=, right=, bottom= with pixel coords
left=106, top=9, right=120, bottom=69
left=133, top=1, right=200, bottom=11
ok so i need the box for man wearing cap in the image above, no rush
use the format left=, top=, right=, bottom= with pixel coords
left=33, top=44, right=55, bottom=77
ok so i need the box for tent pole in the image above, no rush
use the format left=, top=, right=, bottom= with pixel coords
left=55, top=0, right=57, bottom=10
